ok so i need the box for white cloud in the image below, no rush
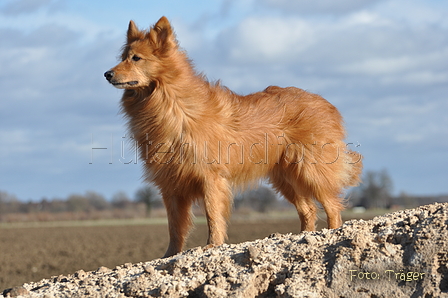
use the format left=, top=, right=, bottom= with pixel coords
left=342, top=10, right=393, bottom=27
left=395, top=134, right=424, bottom=144
left=204, top=6, right=448, bottom=95
left=0, top=0, right=56, bottom=16
left=339, top=56, right=417, bottom=75
left=381, top=71, right=448, bottom=86
left=0, top=129, right=34, bottom=155
left=259, top=0, right=384, bottom=15
left=223, top=16, right=315, bottom=62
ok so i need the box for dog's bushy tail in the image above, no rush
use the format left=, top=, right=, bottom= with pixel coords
left=343, top=150, right=363, bottom=188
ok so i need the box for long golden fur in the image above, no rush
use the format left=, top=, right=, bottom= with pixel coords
left=105, top=16, right=363, bottom=257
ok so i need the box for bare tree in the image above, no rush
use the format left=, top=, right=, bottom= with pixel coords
left=111, top=191, right=132, bottom=209
left=351, top=169, right=393, bottom=209
left=85, top=191, right=109, bottom=211
left=135, top=185, right=161, bottom=217
left=66, top=192, right=109, bottom=212
left=234, top=186, right=278, bottom=213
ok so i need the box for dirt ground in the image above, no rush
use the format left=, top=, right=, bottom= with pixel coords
left=3, top=203, right=448, bottom=298
left=0, top=214, right=337, bottom=291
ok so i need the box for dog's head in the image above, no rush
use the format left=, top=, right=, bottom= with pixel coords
left=104, top=16, right=177, bottom=89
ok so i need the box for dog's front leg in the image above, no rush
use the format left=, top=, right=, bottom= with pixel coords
left=163, top=195, right=193, bottom=258
left=203, top=176, right=232, bottom=248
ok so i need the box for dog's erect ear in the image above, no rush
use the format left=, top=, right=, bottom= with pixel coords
left=148, top=16, right=176, bottom=54
left=127, top=20, right=141, bottom=44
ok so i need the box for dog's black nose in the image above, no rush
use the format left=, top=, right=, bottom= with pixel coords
left=104, top=70, right=114, bottom=81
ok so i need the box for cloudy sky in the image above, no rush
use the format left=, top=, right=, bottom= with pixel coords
left=1, top=0, right=447, bottom=201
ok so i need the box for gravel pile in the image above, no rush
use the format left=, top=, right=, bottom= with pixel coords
left=2, top=203, right=448, bottom=297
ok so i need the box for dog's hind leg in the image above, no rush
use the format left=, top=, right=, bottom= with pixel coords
left=203, top=176, right=232, bottom=248
left=314, top=191, right=344, bottom=229
left=163, top=195, right=193, bottom=258
left=269, top=172, right=317, bottom=231
left=304, top=165, right=344, bottom=230
left=291, top=177, right=343, bottom=230
left=294, top=195, right=318, bottom=231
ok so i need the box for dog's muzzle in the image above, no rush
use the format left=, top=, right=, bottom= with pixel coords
left=104, top=70, right=138, bottom=87
left=104, top=70, right=114, bottom=82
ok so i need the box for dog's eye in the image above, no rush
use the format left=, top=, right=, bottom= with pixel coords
left=132, top=55, right=142, bottom=62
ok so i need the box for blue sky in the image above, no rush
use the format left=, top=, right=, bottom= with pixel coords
left=1, top=0, right=447, bottom=201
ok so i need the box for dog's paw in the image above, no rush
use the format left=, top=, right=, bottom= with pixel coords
left=203, top=243, right=218, bottom=251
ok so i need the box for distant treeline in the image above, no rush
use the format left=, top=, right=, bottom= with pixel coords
left=0, top=185, right=281, bottom=222
left=0, top=187, right=162, bottom=222
left=348, top=169, right=448, bottom=209
left=1, top=170, right=447, bottom=222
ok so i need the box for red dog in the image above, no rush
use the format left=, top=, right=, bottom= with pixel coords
left=105, top=17, right=362, bottom=257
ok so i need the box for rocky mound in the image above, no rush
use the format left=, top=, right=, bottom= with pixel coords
left=3, top=203, right=448, bottom=298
